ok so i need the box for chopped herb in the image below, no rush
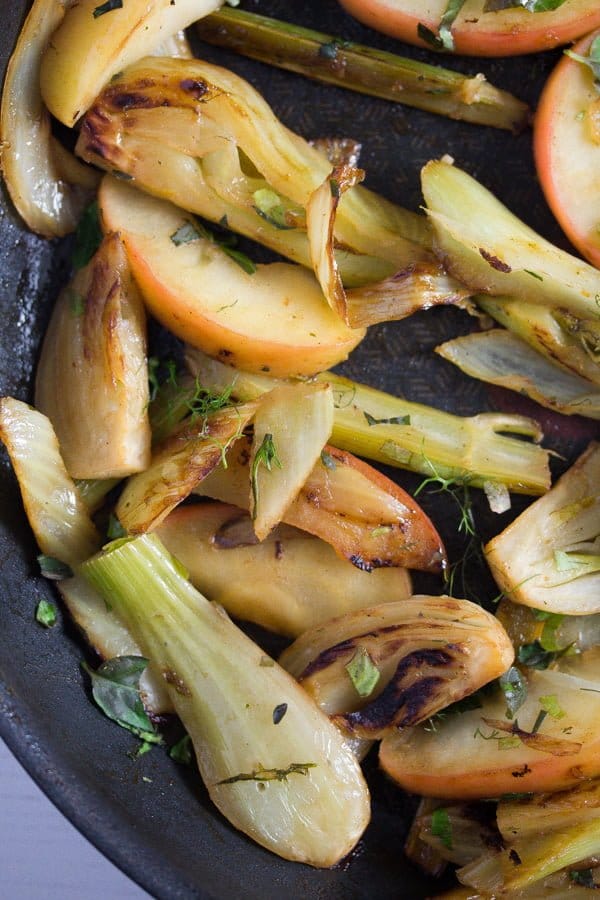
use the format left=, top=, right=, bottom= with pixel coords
left=169, top=734, right=194, bottom=765
left=251, top=433, right=282, bottom=520
left=222, top=246, right=256, bottom=274
left=37, top=554, right=73, bottom=581
left=272, top=703, right=288, bottom=725
left=518, top=639, right=574, bottom=670
left=111, top=170, right=133, bottom=180
left=82, top=655, right=162, bottom=745
left=539, top=694, right=565, bottom=720
left=524, top=269, right=544, bottom=281
left=147, top=356, right=161, bottom=402
left=320, top=449, right=337, bottom=470
left=329, top=178, right=340, bottom=199
left=431, top=808, right=453, bottom=849
left=570, top=869, right=597, bottom=888
left=498, top=735, right=522, bottom=750
left=420, top=0, right=466, bottom=51
left=217, top=762, right=316, bottom=785
left=531, top=709, right=547, bottom=734
left=499, top=666, right=527, bottom=719
left=93, top=0, right=123, bottom=18
left=485, top=0, right=568, bottom=11
left=252, top=188, right=296, bottom=230
left=345, top=646, right=380, bottom=698
left=364, top=411, right=410, bottom=427
left=170, top=221, right=202, bottom=246
left=35, top=599, right=58, bottom=628
left=72, top=201, right=103, bottom=269
left=318, top=37, right=352, bottom=60
left=135, top=742, right=153, bottom=758
left=566, top=35, right=600, bottom=85
left=107, top=514, right=126, bottom=540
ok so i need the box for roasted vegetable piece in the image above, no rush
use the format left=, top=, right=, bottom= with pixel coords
left=0, top=0, right=98, bottom=237
left=35, top=233, right=151, bottom=479
left=0, top=398, right=171, bottom=712
left=197, top=436, right=447, bottom=574
left=77, top=56, right=433, bottom=281
left=156, top=503, right=412, bottom=638
left=280, top=596, right=513, bottom=739
left=186, top=346, right=551, bottom=494
left=485, top=443, right=600, bottom=615
left=98, top=176, right=364, bottom=378
left=40, top=0, right=222, bottom=127
left=436, top=329, right=600, bottom=420
left=116, top=401, right=258, bottom=534
left=379, top=666, right=600, bottom=799
left=81, top=533, right=371, bottom=866
left=422, top=159, right=600, bottom=327
left=196, top=7, right=530, bottom=131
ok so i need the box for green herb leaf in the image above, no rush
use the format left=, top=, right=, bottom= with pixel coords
left=484, top=0, right=567, bottom=11
left=82, top=656, right=162, bottom=744
left=364, top=411, right=410, bottom=427
left=93, top=0, right=123, bottom=19
left=535, top=610, right=566, bottom=652
left=570, top=870, right=597, bottom=888
left=221, top=246, right=257, bottom=275
left=170, top=221, right=202, bottom=246
left=318, top=37, right=351, bottom=60
left=531, top=708, right=548, bottom=734
left=345, top=646, right=380, bottom=698
left=320, top=449, right=337, bottom=470
left=252, top=188, right=296, bottom=230
left=37, top=554, right=73, bottom=581
left=251, top=433, right=282, bottom=520
left=517, top=640, right=555, bottom=670
left=431, top=807, right=453, bottom=849
left=107, top=514, right=126, bottom=540
left=499, top=666, right=527, bottom=718
left=35, top=599, right=58, bottom=628
left=169, top=734, right=194, bottom=765
left=217, top=762, right=316, bottom=785
left=438, top=0, right=467, bottom=50
left=539, top=693, right=565, bottom=720
left=72, top=201, right=103, bottom=270
left=566, top=35, right=600, bottom=84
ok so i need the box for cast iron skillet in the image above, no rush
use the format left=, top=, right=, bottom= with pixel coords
left=1, top=2, right=597, bottom=897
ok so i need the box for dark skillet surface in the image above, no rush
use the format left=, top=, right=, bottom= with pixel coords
left=1, top=2, right=599, bottom=898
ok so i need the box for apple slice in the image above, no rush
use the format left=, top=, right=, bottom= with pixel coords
left=380, top=666, right=600, bottom=799
left=336, top=0, right=600, bottom=57
left=98, top=176, right=365, bottom=378
left=534, top=29, right=600, bottom=269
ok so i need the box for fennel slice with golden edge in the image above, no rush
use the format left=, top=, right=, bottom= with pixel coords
left=40, top=0, right=222, bottom=127
left=485, top=442, right=600, bottom=615
left=0, top=397, right=171, bottom=712
left=116, top=400, right=259, bottom=535
left=98, top=176, right=365, bottom=378
left=379, top=666, right=600, bottom=800
left=185, top=346, right=551, bottom=494
left=250, top=382, right=334, bottom=540
left=35, top=233, right=152, bottom=480
left=436, top=329, right=600, bottom=419
left=196, top=434, right=446, bottom=573
left=422, top=159, right=600, bottom=322
left=81, top=533, right=371, bottom=866
left=156, top=503, right=411, bottom=638
left=0, top=0, right=97, bottom=237
left=279, top=595, right=513, bottom=739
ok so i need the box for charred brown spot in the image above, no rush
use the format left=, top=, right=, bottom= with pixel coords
left=509, top=849, right=522, bottom=866
left=349, top=554, right=373, bottom=572
left=180, top=78, right=209, bottom=99
left=110, top=92, right=160, bottom=111
left=218, top=349, right=233, bottom=358
left=162, top=668, right=192, bottom=696
left=511, top=764, right=532, bottom=778
left=479, top=248, right=512, bottom=273
left=274, top=540, right=284, bottom=560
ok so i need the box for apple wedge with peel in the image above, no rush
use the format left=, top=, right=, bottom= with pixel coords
left=534, top=29, right=600, bottom=270
left=98, top=176, right=365, bottom=378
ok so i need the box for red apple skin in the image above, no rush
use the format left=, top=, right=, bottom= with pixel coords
left=535, top=29, right=600, bottom=270
left=337, top=0, right=600, bottom=57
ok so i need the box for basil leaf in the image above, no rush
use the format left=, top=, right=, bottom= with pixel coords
left=72, top=201, right=103, bottom=270
left=35, top=599, right=58, bottom=628
left=82, top=656, right=162, bottom=743
left=499, top=666, right=527, bottom=718
left=37, top=555, right=73, bottom=581
left=345, top=646, right=380, bottom=698
left=170, top=734, right=194, bottom=765
left=431, top=808, right=453, bottom=849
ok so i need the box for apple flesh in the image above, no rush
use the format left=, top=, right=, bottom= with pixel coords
left=336, top=0, right=600, bottom=57
left=534, top=29, right=600, bottom=270
left=98, top=176, right=365, bottom=378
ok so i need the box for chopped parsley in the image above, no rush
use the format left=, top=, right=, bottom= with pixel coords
left=431, top=808, right=453, bottom=849
left=345, top=646, right=380, bottom=698
left=169, top=734, right=194, bottom=765
left=35, top=599, right=58, bottom=628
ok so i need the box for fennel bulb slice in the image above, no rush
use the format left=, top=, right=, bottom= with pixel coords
left=81, top=533, right=370, bottom=866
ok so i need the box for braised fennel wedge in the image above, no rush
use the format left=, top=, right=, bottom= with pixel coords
left=81, top=533, right=371, bottom=867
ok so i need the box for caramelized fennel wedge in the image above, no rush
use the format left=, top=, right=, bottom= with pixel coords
left=379, top=667, right=600, bottom=799
left=35, top=233, right=151, bottom=479
left=116, top=401, right=259, bottom=535
left=196, top=436, right=446, bottom=573
left=40, top=0, right=222, bottom=127
left=0, top=398, right=171, bottom=713
left=156, top=503, right=411, bottom=638
left=81, top=534, right=371, bottom=866
left=485, top=443, right=600, bottom=615
left=186, top=347, right=551, bottom=494
left=280, top=596, right=513, bottom=739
